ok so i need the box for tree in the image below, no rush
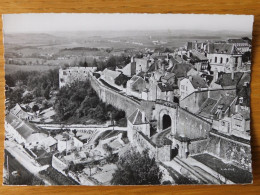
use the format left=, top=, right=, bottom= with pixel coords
left=111, top=149, right=162, bottom=185
left=32, top=104, right=39, bottom=113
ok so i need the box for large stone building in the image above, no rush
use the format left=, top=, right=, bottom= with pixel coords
left=59, top=67, right=97, bottom=88
left=205, top=43, right=242, bottom=72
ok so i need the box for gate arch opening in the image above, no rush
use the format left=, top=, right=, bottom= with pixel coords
left=162, top=114, right=172, bottom=130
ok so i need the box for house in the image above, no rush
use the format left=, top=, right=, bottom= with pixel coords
left=135, top=57, right=153, bottom=73
left=212, top=72, right=244, bottom=89
left=179, top=75, right=208, bottom=99
left=186, top=41, right=208, bottom=52
left=55, top=133, right=73, bottom=152
left=117, top=57, right=136, bottom=76
left=227, top=38, right=251, bottom=53
left=205, top=43, right=242, bottom=72
left=188, top=50, right=209, bottom=71
left=26, top=132, right=48, bottom=148
left=59, top=67, right=97, bottom=88
left=43, top=136, right=58, bottom=152
left=126, top=75, right=147, bottom=98
left=161, top=72, right=176, bottom=85
left=10, top=104, right=35, bottom=121
left=5, top=113, right=36, bottom=144
left=127, top=109, right=150, bottom=143
left=167, top=62, right=193, bottom=86
left=101, top=68, right=121, bottom=86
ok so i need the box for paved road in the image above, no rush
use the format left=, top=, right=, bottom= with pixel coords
left=151, top=128, right=171, bottom=147
left=36, top=123, right=127, bottom=131
left=5, top=140, right=51, bottom=185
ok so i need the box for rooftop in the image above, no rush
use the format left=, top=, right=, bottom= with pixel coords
left=128, top=109, right=148, bottom=125
left=207, top=43, right=240, bottom=55
left=5, top=113, right=36, bottom=140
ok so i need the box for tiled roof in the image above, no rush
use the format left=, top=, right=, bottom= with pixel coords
left=44, top=136, right=57, bottom=147
left=236, top=86, right=250, bottom=107
left=211, top=95, right=237, bottom=115
left=5, top=113, right=35, bottom=140
left=190, top=75, right=208, bottom=89
left=27, top=133, right=48, bottom=143
left=114, top=73, right=130, bottom=86
left=128, top=109, right=148, bottom=125
left=190, top=50, right=208, bottom=61
left=103, top=68, right=121, bottom=80
left=207, top=43, right=239, bottom=55
left=158, top=82, right=178, bottom=92
left=10, top=104, right=22, bottom=115
left=227, top=39, right=247, bottom=44
left=197, top=98, right=218, bottom=118
left=162, top=72, right=175, bottom=81
left=197, top=95, right=237, bottom=119
left=168, top=63, right=193, bottom=78
left=215, top=72, right=244, bottom=87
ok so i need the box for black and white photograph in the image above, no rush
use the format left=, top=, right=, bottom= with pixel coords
left=2, top=13, right=254, bottom=185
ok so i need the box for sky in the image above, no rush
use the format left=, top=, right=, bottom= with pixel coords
left=2, top=13, right=254, bottom=34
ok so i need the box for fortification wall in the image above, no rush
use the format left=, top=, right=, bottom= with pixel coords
left=176, top=108, right=211, bottom=140
left=206, top=133, right=252, bottom=171
left=88, top=73, right=154, bottom=117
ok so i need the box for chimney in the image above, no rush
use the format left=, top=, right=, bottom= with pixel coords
left=187, top=51, right=191, bottom=58
left=195, top=40, right=198, bottom=50
left=213, top=68, right=218, bottom=82
left=231, top=70, right=234, bottom=80
left=141, top=111, right=146, bottom=123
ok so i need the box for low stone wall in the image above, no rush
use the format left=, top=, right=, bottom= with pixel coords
left=52, top=154, right=68, bottom=175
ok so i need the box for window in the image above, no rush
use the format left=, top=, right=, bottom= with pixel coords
left=226, top=58, right=229, bottom=63
left=239, top=97, right=243, bottom=103
left=220, top=57, right=223, bottom=64
left=215, top=57, right=217, bottom=63
left=221, top=121, right=225, bottom=126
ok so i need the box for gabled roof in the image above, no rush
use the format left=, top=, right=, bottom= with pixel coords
left=161, top=72, right=175, bottom=81
left=227, top=39, right=248, bottom=44
left=189, top=75, right=208, bottom=89
left=211, top=95, right=237, bottom=115
left=114, top=73, right=130, bottom=86
left=197, top=98, right=218, bottom=118
left=190, top=49, right=208, bottom=61
left=44, top=136, right=57, bottom=147
left=5, top=113, right=35, bottom=140
left=10, top=104, right=23, bottom=115
left=215, top=72, right=244, bottom=87
left=168, top=63, right=193, bottom=78
left=207, top=43, right=240, bottom=55
left=128, top=109, right=148, bottom=125
left=27, top=133, right=48, bottom=143
left=157, top=82, right=178, bottom=92
left=103, top=68, right=121, bottom=79
left=197, top=95, right=237, bottom=119
left=236, top=85, right=250, bottom=107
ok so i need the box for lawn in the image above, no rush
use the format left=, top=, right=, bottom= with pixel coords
left=192, top=153, right=252, bottom=184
